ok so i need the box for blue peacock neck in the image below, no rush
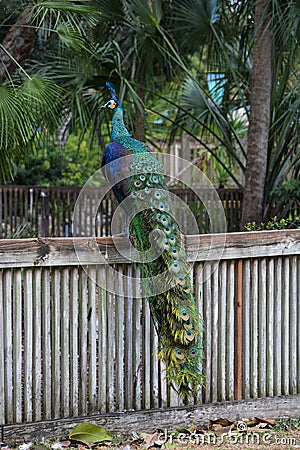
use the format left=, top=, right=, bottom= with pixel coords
left=111, top=106, right=131, bottom=141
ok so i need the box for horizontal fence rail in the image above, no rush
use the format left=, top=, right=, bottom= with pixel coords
left=0, top=185, right=242, bottom=238
left=0, top=229, right=299, bottom=425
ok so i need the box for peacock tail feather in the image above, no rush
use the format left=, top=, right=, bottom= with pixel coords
left=101, top=82, right=204, bottom=402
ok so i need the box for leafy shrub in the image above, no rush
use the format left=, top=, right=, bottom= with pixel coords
left=244, top=215, right=300, bottom=231
left=270, top=179, right=300, bottom=218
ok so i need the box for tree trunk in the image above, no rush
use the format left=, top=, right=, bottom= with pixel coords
left=241, top=0, right=272, bottom=227
left=0, top=5, right=36, bottom=82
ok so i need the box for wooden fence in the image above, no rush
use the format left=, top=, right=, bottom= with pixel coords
left=0, top=229, right=299, bottom=425
left=0, top=185, right=242, bottom=238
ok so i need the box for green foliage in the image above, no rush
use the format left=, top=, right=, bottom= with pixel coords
left=244, top=216, right=300, bottom=231
left=269, top=179, right=300, bottom=218
left=271, top=179, right=300, bottom=204
left=12, top=131, right=101, bottom=186
left=7, top=223, right=38, bottom=239
left=0, top=76, right=64, bottom=183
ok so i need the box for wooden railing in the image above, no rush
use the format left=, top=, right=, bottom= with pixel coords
left=0, top=185, right=242, bottom=238
left=0, top=229, right=299, bottom=425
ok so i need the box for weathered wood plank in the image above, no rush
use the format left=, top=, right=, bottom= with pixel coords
left=0, top=229, right=298, bottom=267
left=242, top=260, right=250, bottom=399
left=61, top=268, right=70, bottom=417
left=33, top=268, right=42, bottom=420
left=290, top=256, right=297, bottom=394
left=42, top=268, right=52, bottom=420
left=24, top=269, right=33, bottom=423
left=211, top=263, right=219, bottom=403
left=3, top=395, right=300, bottom=443
left=79, top=270, right=88, bottom=415
left=88, top=267, right=97, bottom=412
left=203, top=263, right=212, bottom=403
left=115, top=268, right=125, bottom=412
left=218, top=262, right=227, bottom=401
left=234, top=260, right=243, bottom=400
left=70, top=267, right=79, bottom=417
left=13, top=269, right=22, bottom=423
left=0, top=271, right=5, bottom=423
left=258, top=259, right=267, bottom=398
left=266, top=259, right=274, bottom=397
left=3, top=270, right=13, bottom=423
left=250, top=260, right=258, bottom=399
left=282, top=257, right=290, bottom=395
left=52, top=268, right=61, bottom=418
left=274, top=258, right=282, bottom=396
left=226, top=261, right=234, bottom=401
left=97, top=266, right=108, bottom=413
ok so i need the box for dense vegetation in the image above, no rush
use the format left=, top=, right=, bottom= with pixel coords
left=0, top=0, right=299, bottom=221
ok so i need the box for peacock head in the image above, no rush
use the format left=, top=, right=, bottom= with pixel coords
left=101, top=81, right=120, bottom=110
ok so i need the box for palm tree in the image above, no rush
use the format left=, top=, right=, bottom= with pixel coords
left=241, top=0, right=272, bottom=225
left=169, top=0, right=300, bottom=222
left=2, top=0, right=299, bottom=225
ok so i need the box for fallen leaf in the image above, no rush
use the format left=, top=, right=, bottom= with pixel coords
left=254, top=417, right=276, bottom=426
left=209, top=418, right=234, bottom=428
left=70, top=423, right=113, bottom=444
left=139, top=432, right=159, bottom=445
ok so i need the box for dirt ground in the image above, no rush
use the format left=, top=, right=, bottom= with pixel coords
left=5, top=418, right=300, bottom=450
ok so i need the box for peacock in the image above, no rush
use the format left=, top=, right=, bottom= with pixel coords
left=101, top=81, right=204, bottom=401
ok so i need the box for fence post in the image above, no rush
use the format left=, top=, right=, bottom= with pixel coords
left=234, top=259, right=243, bottom=399
left=40, top=191, right=50, bottom=237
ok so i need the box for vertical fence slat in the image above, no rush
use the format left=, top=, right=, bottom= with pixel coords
left=0, top=271, right=5, bottom=423
left=227, top=261, right=235, bottom=400
left=115, top=268, right=125, bottom=412
left=3, top=270, right=13, bottom=423
left=125, top=266, right=134, bottom=409
left=33, top=268, right=43, bottom=420
left=282, top=257, right=290, bottom=395
left=195, top=262, right=204, bottom=403
left=274, top=257, right=282, bottom=396
left=290, top=256, right=297, bottom=394
left=242, top=260, right=250, bottom=399
left=250, top=260, right=259, bottom=398
left=219, top=261, right=227, bottom=401
left=70, top=267, right=79, bottom=416
left=61, top=268, right=70, bottom=417
left=212, top=262, right=219, bottom=403
left=266, top=258, right=274, bottom=397
left=258, top=258, right=267, bottom=397
left=107, top=290, right=115, bottom=412
left=297, top=257, right=300, bottom=393
left=203, top=263, right=212, bottom=403
left=97, top=266, right=108, bottom=413
left=79, top=268, right=88, bottom=415
left=88, top=266, right=97, bottom=411
left=52, top=268, right=61, bottom=418
left=142, top=297, right=151, bottom=409
left=150, top=308, right=159, bottom=408
left=24, top=269, right=33, bottom=423
left=234, top=260, right=243, bottom=400
left=42, top=268, right=52, bottom=420
left=13, top=269, right=23, bottom=423
left=132, top=276, right=141, bottom=410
